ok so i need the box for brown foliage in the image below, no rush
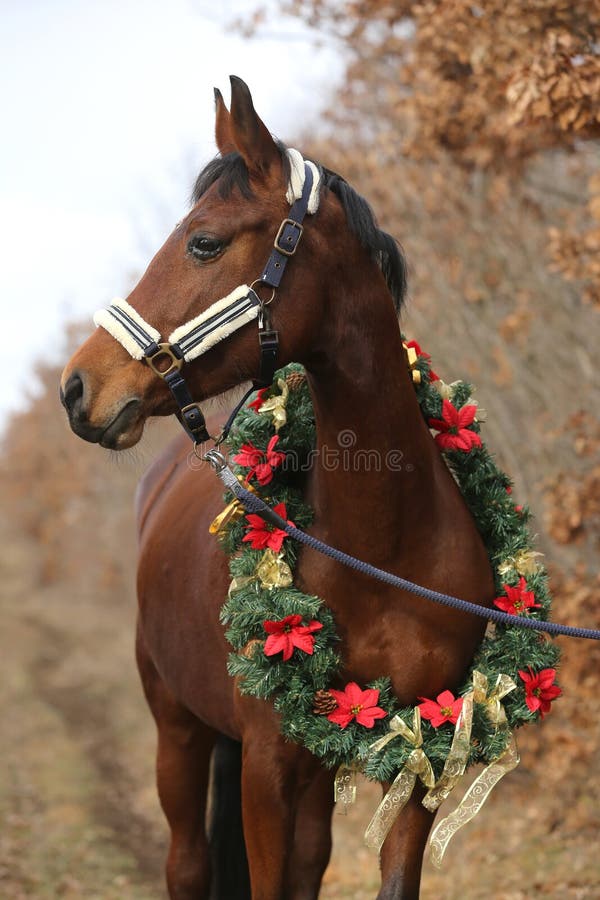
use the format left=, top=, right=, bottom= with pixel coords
left=274, top=1, right=600, bottom=303
left=282, top=0, right=600, bottom=166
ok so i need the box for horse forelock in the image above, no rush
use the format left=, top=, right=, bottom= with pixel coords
left=190, top=147, right=407, bottom=314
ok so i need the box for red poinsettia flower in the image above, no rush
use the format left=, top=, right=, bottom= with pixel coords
left=417, top=689, right=463, bottom=727
left=327, top=682, right=387, bottom=729
left=248, top=387, right=268, bottom=413
left=242, top=502, right=294, bottom=553
left=494, top=576, right=541, bottom=616
left=405, top=339, right=439, bottom=381
left=518, top=667, right=562, bottom=718
left=233, top=435, right=286, bottom=486
left=263, top=614, right=323, bottom=661
left=428, top=399, right=482, bottom=452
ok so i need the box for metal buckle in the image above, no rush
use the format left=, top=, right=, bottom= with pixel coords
left=145, top=343, right=183, bottom=378
left=195, top=446, right=228, bottom=468
left=274, top=218, right=303, bottom=256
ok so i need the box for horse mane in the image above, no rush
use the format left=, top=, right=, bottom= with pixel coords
left=191, top=148, right=407, bottom=313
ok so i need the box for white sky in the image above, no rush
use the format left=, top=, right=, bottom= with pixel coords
left=0, top=0, right=341, bottom=417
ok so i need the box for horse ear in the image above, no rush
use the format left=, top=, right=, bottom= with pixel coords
left=228, top=75, right=281, bottom=177
left=214, top=88, right=236, bottom=156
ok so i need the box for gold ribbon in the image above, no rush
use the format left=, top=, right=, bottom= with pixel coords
left=228, top=550, right=293, bottom=596
left=209, top=478, right=256, bottom=535
left=428, top=734, right=520, bottom=867
left=361, top=674, right=518, bottom=859
left=426, top=671, right=518, bottom=867
left=333, top=763, right=361, bottom=815
left=258, top=378, right=289, bottom=431
left=364, top=710, right=435, bottom=851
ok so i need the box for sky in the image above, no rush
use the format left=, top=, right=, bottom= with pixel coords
left=0, top=0, right=341, bottom=418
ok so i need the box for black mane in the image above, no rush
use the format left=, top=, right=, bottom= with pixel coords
left=191, top=149, right=407, bottom=313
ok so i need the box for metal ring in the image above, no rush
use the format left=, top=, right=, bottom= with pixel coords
left=250, top=279, right=276, bottom=306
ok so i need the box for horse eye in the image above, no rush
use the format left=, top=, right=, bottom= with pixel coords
left=187, top=234, right=224, bottom=261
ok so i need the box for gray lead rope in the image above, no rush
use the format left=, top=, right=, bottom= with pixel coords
left=208, top=455, right=600, bottom=642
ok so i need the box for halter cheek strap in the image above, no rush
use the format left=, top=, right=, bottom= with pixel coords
left=93, top=150, right=320, bottom=445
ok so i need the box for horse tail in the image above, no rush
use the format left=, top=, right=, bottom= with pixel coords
left=209, top=735, right=251, bottom=900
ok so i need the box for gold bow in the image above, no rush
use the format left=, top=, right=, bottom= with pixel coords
left=402, top=342, right=421, bottom=384
left=209, top=478, right=256, bottom=535
left=364, top=710, right=435, bottom=851
left=228, top=549, right=293, bottom=597
left=258, top=378, right=289, bottom=431
left=498, top=549, right=544, bottom=578
left=433, top=379, right=461, bottom=400
left=426, top=671, right=518, bottom=867
left=472, top=670, right=516, bottom=726
left=422, top=671, right=516, bottom=814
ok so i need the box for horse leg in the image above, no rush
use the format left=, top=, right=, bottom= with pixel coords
left=286, top=766, right=335, bottom=900
left=377, top=787, right=436, bottom=900
left=240, top=724, right=323, bottom=900
left=137, top=633, right=216, bottom=899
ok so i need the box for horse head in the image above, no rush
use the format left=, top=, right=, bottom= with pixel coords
left=61, top=76, right=402, bottom=450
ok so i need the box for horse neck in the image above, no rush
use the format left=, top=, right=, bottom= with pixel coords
left=304, top=274, right=443, bottom=563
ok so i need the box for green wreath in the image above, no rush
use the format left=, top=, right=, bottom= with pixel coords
left=216, top=345, right=561, bottom=795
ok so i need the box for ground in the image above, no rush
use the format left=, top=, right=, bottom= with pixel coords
left=1, top=504, right=598, bottom=900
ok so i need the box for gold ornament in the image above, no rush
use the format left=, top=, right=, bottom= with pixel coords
left=228, top=549, right=293, bottom=597
left=209, top=478, right=256, bottom=535
left=364, top=709, right=435, bottom=851
left=255, top=549, right=293, bottom=590
left=240, top=638, right=264, bottom=659
left=258, top=378, right=289, bottom=431
left=498, top=549, right=544, bottom=578
left=402, top=342, right=421, bottom=384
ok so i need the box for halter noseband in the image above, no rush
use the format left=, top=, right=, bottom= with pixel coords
left=93, top=150, right=321, bottom=446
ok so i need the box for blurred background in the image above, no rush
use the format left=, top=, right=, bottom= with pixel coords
left=1, top=1, right=598, bottom=897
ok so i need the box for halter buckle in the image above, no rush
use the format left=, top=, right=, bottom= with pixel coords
left=274, top=218, right=303, bottom=256
left=145, top=343, right=183, bottom=378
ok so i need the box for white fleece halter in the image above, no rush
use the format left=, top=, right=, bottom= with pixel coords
left=93, top=149, right=321, bottom=364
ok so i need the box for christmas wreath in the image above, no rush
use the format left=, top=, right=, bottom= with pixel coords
left=214, top=345, right=561, bottom=862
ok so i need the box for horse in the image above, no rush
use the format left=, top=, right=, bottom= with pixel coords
left=60, top=76, right=494, bottom=899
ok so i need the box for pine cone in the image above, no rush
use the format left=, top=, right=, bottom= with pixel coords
left=285, top=371, right=307, bottom=392
left=241, top=638, right=263, bottom=659
left=313, top=689, right=337, bottom=715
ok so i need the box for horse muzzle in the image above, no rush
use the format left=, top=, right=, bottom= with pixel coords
left=60, top=370, right=143, bottom=449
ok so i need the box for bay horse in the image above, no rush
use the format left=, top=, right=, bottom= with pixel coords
left=60, top=76, right=494, bottom=899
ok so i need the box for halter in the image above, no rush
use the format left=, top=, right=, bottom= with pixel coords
left=94, top=149, right=321, bottom=446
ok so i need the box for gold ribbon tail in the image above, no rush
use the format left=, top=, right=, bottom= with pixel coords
left=422, top=694, right=474, bottom=813
left=428, top=734, right=520, bottom=868
left=334, top=764, right=359, bottom=815
left=365, top=768, right=417, bottom=851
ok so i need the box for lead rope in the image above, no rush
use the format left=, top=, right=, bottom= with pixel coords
left=203, top=450, right=600, bottom=641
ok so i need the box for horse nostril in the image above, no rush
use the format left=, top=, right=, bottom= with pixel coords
left=61, top=371, right=85, bottom=419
